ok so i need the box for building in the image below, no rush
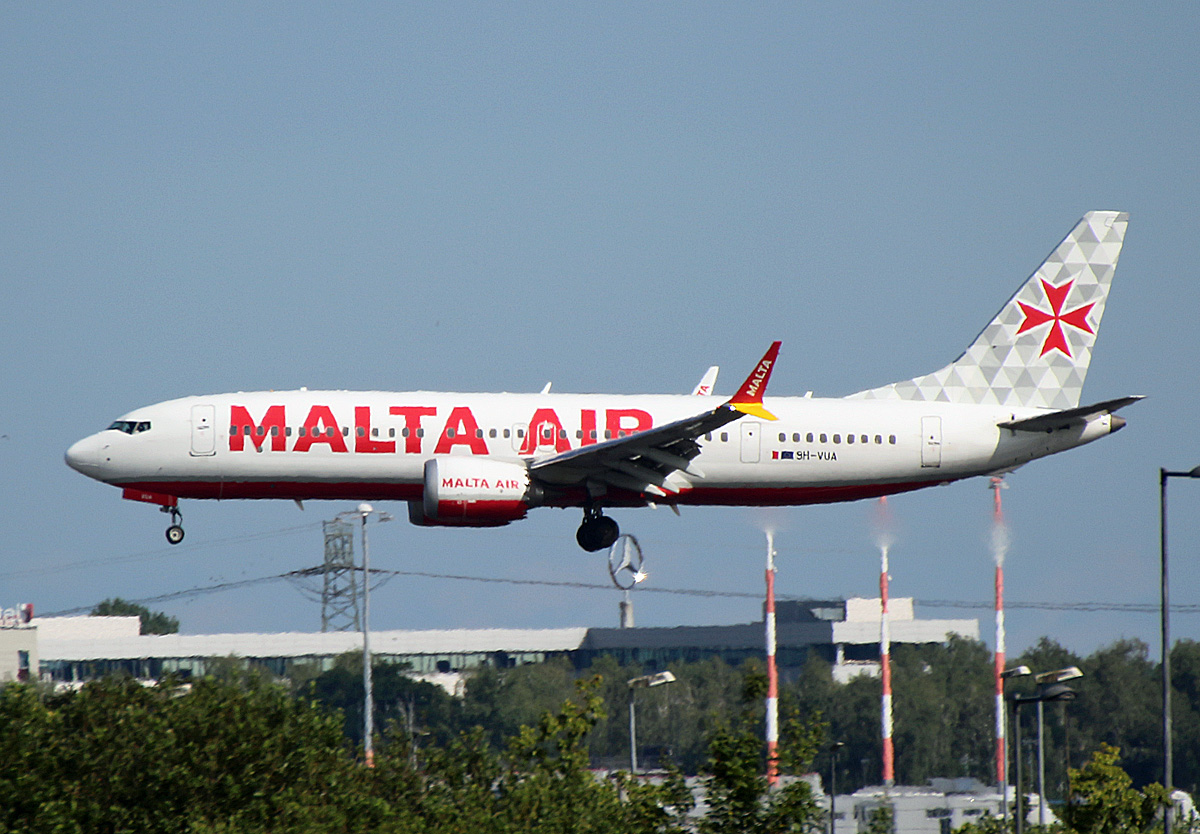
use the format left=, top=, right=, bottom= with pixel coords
left=0, top=604, right=36, bottom=683
left=34, top=597, right=975, bottom=690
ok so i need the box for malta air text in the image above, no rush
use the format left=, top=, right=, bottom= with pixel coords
left=227, top=404, right=655, bottom=456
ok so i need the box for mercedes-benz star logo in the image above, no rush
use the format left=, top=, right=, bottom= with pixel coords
left=608, top=535, right=646, bottom=590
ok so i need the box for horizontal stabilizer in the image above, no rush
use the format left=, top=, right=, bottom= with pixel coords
left=998, top=395, right=1144, bottom=432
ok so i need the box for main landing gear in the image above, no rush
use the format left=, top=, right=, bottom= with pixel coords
left=576, top=508, right=619, bottom=552
left=162, top=505, right=185, bottom=545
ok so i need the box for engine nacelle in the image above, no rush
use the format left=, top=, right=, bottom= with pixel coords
left=408, top=457, right=533, bottom=527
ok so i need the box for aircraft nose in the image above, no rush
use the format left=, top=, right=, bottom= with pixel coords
left=65, top=435, right=102, bottom=473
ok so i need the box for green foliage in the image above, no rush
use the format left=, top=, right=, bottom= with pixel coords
left=91, top=596, right=180, bottom=634
left=1068, top=744, right=1167, bottom=834
left=699, top=667, right=825, bottom=834
left=862, top=803, right=894, bottom=834
left=304, top=654, right=464, bottom=747
left=0, top=674, right=387, bottom=834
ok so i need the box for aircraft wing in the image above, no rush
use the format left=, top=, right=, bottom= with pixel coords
left=998, top=395, right=1144, bottom=432
left=531, top=343, right=780, bottom=499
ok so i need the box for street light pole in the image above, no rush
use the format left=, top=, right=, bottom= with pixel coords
left=1000, top=666, right=1031, bottom=829
left=1013, top=699, right=1024, bottom=834
left=1011, top=668, right=1081, bottom=830
left=829, top=741, right=845, bottom=834
left=1160, top=464, right=1200, bottom=834
left=1036, top=698, right=1046, bottom=827
left=359, top=505, right=374, bottom=768
left=338, top=504, right=391, bottom=768
left=627, top=671, right=676, bottom=775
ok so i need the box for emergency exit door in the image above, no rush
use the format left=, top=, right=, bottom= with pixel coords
left=740, top=422, right=761, bottom=463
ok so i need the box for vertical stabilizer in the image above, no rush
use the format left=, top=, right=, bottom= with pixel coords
left=849, top=211, right=1128, bottom=410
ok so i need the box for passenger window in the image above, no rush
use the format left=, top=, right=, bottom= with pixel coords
left=559, top=430, right=566, bottom=439
left=705, top=433, right=712, bottom=441
left=447, top=428, right=456, bottom=438
left=779, top=433, right=786, bottom=442
left=271, top=426, right=279, bottom=437
left=504, top=429, right=511, bottom=438
left=847, top=434, right=855, bottom=444
left=357, top=427, right=366, bottom=437
left=476, top=429, right=483, bottom=438
left=230, top=425, right=238, bottom=435
left=490, top=429, right=498, bottom=438
left=285, top=427, right=292, bottom=437
left=819, top=433, right=827, bottom=443
left=833, top=434, right=841, bottom=444
left=330, top=428, right=338, bottom=438
left=299, top=428, right=307, bottom=437
left=889, top=435, right=896, bottom=444
left=875, top=435, right=882, bottom=444
left=389, top=428, right=395, bottom=438
left=590, top=430, right=597, bottom=439
left=861, top=435, right=868, bottom=444
left=402, top=428, right=409, bottom=437
left=792, top=433, right=800, bottom=442
left=807, top=433, right=814, bottom=442
left=256, top=426, right=265, bottom=437
left=605, top=430, right=612, bottom=439
left=720, top=432, right=728, bottom=442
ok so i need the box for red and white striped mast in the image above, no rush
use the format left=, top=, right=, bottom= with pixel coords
left=990, top=478, right=1010, bottom=809
left=765, top=530, right=780, bottom=786
left=877, top=498, right=895, bottom=788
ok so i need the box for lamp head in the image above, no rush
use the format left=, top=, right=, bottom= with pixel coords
left=1001, top=665, right=1032, bottom=679
left=1035, top=666, right=1083, bottom=685
left=1039, top=682, right=1078, bottom=702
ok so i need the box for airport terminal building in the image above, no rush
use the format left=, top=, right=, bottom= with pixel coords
left=32, top=597, right=976, bottom=690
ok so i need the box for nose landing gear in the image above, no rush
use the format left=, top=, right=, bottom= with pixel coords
left=576, top=508, right=619, bottom=552
left=162, top=505, right=185, bottom=545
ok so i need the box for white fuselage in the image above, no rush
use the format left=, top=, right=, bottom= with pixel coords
left=65, top=390, right=1117, bottom=507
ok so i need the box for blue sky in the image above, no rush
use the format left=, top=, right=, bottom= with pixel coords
left=3, top=4, right=1198, bottom=655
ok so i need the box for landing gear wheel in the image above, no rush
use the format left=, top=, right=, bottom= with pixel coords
left=161, top=505, right=184, bottom=545
left=576, top=513, right=619, bottom=552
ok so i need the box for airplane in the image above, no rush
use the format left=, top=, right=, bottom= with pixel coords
left=67, top=211, right=1139, bottom=552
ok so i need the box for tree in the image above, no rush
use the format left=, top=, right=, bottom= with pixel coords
left=0, top=674, right=390, bottom=833
left=90, top=597, right=179, bottom=634
left=1068, top=744, right=1167, bottom=834
left=700, top=667, right=825, bottom=834
left=303, top=653, right=464, bottom=749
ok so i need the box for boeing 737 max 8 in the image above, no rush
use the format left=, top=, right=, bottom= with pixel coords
left=66, top=212, right=1139, bottom=551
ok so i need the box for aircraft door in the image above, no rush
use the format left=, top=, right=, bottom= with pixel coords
left=191, top=404, right=216, bottom=456
left=921, top=416, right=942, bottom=468
left=740, top=422, right=761, bottom=463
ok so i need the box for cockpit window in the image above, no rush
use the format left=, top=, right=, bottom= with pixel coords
left=106, top=421, right=151, bottom=435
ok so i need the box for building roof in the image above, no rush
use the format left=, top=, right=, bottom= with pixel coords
left=36, top=596, right=976, bottom=663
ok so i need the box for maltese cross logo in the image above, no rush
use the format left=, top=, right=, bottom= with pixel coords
left=1016, top=278, right=1095, bottom=358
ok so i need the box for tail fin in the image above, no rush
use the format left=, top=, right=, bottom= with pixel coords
left=849, top=211, right=1129, bottom=410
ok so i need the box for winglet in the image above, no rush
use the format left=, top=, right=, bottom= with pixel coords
left=727, top=341, right=781, bottom=420
left=692, top=366, right=719, bottom=396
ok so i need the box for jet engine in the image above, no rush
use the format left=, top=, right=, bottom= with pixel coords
left=408, top=457, right=534, bottom=527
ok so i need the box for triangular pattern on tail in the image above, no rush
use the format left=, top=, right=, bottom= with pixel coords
left=849, top=211, right=1128, bottom=410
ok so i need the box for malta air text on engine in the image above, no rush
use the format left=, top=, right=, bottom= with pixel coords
left=227, top=404, right=655, bottom=456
